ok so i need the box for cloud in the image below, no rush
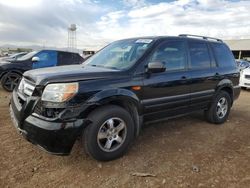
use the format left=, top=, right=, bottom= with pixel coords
left=122, top=0, right=146, bottom=8
left=96, top=0, right=250, bottom=42
left=0, top=0, right=109, bottom=48
left=0, top=0, right=250, bottom=49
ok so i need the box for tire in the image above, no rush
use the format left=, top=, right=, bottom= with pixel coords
left=205, top=91, right=232, bottom=124
left=83, top=105, right=135, bottom=161
left=1, top=72, right=21, bottom=92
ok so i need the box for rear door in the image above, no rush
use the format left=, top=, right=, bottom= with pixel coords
left=32, top=50, right=57, bottom=69
left=187, top=40, right=218, bottom=110
left=142, top=40, right=191, bottom=121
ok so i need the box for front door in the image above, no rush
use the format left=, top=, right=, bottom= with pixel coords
left=142, top=40, right=191, bottom=122
left=32, top=50, right=57, bottom=69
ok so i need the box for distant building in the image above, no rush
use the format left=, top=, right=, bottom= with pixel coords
left=82, top=50, right=95, bottom=59
left=225, top=39, right=250, bottom=60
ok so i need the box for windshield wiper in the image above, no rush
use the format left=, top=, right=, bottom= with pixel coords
left=89, top=64, right=102, bottom=67
left=89, top=64, right=119, bottom=70
left=103, top=66, right=119, bottom=70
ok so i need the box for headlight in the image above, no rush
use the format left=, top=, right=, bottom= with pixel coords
left=41, top=82, right=79, bottom=102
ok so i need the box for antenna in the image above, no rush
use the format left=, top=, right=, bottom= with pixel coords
left=68, top=24, right=77, bottom=51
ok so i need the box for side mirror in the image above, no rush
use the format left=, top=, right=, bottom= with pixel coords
left=32, top=56, right=40, bottom=62
left=147, top=61, right=166, bottom=73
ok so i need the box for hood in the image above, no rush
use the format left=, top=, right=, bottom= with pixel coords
left=0, top=60, right=11, bottom=65
left=0, top=59, right=26, bottom=64
left=24, top=64, right=120, bottom=85
left=242, top=67, right=250, bottom=75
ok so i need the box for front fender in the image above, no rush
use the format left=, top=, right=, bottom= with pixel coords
left=85, top=88, right=143, bottom=137
left=86, top=89, right=142, bottom=111
left=0, top=69, right=24, bottom=79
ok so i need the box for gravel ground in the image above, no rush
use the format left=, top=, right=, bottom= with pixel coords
left=0, top=88, right=250, bottom=188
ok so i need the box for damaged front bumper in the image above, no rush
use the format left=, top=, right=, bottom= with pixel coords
left=10, top=89, right=87, bottom=155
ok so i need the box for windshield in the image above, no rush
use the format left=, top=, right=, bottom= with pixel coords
left=8, top=53, right=19, bottom=58
left=17, top=51, right=37, bottom=61
left=84, top=39, right=154, bottom=70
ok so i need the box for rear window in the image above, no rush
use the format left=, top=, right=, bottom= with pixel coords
left=58, top=52, right=74, bottom=66
left=211, top=43, right=236, bottom=67
left=188, top=42, right=211, bottom=69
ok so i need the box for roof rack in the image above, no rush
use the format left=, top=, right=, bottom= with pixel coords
left=179, top=34, right=223, bottom=42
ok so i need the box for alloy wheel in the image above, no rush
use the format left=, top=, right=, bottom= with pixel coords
left=216, top=97, right=228, bottom=119
left=97, top=117, right=127, bottom=152
left=3, top=73, right=20, bottom=91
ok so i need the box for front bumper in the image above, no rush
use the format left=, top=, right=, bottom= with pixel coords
left=239, top=76, right=250, bottom=88
left=10, top=89, right=85, bottom=155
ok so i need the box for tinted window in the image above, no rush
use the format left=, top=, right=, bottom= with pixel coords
left=150, top=41, right=187, bottom=71
left=73, top=53, right=84, bottom=64
left=58, top=52, right=74, bottom=66
left=211, top=43, right=236, bottom=67
left=32, top=51, right=57, bottom=68
left=36, top=51, right=57, bottom=64
left=189, top=42, right=211, bottom=69
left=37, top=52, right=50, bottom=61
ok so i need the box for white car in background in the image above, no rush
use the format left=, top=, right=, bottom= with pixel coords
left=239, top=68, right=250, bottom=89
left=236, top=60, right=250, bottom=89
left=236, top=60, right=250, bottom=71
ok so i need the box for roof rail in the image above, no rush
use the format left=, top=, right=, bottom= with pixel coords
left=179, top=34, right=223, bottom=42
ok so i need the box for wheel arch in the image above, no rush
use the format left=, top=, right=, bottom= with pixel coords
left=82, top=89, right=143, bottom=137
left=0, top=69, right=23, bottom=80
left=215, top=79, right=234, bottom=105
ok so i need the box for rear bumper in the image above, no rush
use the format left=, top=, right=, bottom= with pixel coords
left=10, top=89, right=85, bottom=155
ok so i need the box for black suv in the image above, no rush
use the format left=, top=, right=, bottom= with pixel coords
left=10, top=35, right=240, bottom=161
left=0, top=50, right=83, bottom=91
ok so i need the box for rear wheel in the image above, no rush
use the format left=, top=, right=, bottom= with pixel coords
left=1, top=72, right=21, bottom=92
left=205, top=91, right=231, bottom=124
left=83, top=105, right=134, bottom=161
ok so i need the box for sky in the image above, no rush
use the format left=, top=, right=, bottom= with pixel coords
left=0, top=0, right=250, bottom=49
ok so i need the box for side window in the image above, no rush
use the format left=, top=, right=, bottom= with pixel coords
left=77, top=54, right=84, bottom=63
left=188, top=42, right=211, bottom=69
left=211, top=43, right=236, bottom=67
left=73, top=54, right=83, bottom=64
left=58, top=52, right=73, bottom=66
left=35, top=50, right=57, bottom=67
left=150, top=41, right=187, bottom=71
left=36, top=51, right=49, bottom=61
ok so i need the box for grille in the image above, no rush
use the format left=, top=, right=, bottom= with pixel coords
left=245, top=75, right=250, bottom=79
left=18, top=78, right=35, bottom=97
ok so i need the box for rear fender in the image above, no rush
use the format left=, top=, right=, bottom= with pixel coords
left=215, top=79, right=234, bottom=104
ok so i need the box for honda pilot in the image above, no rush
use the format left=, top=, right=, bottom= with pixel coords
left=10, top=35, right=241, bottom=161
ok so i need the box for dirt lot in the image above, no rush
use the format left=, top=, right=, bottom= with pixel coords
left=0, top=89, right=250, bottom=188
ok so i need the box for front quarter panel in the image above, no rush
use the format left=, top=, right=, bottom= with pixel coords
left=0, top=60, right=32, bottom=77
left=70, top=74, right=144, bottom=115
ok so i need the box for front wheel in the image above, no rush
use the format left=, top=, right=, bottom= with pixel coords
left=83, top=105, right=135, bottom=161
left=205, top=91, right=232, bottom=124
left=1, top=72, right=21, bottom=92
